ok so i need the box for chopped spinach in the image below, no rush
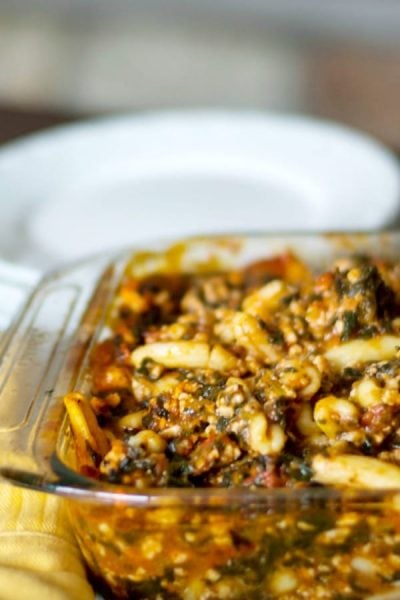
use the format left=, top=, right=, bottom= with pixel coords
left=341, top=311, right=359, bottom=341
left=219, top=533, right=284, bottom=583
left=216, top=416, right=230, bottom=432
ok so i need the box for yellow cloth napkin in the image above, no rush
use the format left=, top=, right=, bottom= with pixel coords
left=0, top=482, right=94, bottom=600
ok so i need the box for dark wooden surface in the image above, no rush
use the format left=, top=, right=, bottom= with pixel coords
left=0, top=106, right=85, bottom=146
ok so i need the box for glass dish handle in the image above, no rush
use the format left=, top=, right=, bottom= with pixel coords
left=0, top=260, right=40, bottom=339
left=0, top=255, right=118, bottom=485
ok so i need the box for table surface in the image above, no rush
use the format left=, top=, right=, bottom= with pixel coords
left=0, top=106, right=86, bottom=146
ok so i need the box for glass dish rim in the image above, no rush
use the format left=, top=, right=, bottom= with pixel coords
left=5, top=458, right=400, bottom=507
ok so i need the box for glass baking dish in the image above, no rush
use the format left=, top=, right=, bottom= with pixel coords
left=3, top=233, right=400, bottom=600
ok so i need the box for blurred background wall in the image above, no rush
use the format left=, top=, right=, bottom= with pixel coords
left=0, top=0, right=399, bottom=150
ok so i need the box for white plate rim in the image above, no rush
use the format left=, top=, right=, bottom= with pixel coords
left=0, top=109, right=399, bottom=267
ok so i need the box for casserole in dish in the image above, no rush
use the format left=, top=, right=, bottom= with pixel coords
left=3, top=234, right=400, bottom=600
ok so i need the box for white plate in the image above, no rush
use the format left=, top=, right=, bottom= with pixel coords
left=0, top=110, right=399, bottom=269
